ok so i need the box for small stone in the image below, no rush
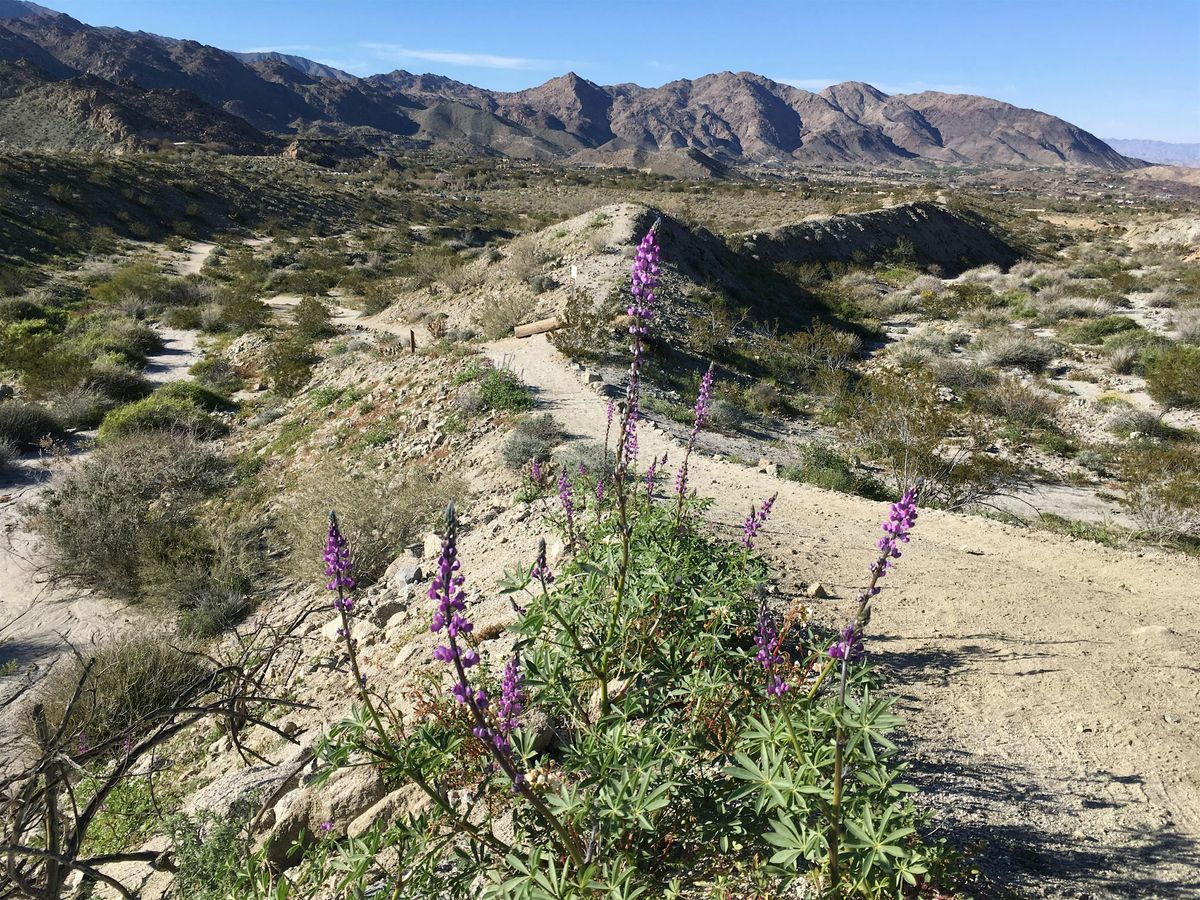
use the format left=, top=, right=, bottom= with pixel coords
left=422, top=532, right=442, bottom=558
left=806, top=582, right=829, bottom=599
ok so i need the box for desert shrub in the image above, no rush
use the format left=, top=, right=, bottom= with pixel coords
left=1040, top=296, right=1114, bottom=322
left=160, top=306, right=203, bottom=329
left=278, top=464, right=466, bottom=588
left=154, top=380, right=235, bottom=412
left=507, top=236, right=547, bottom=280
left=470, top=366, right=535, bottom=412
left=84, top=364, right=153, bottom=404
left=551, top=289, right=618, bottom=362
left=1144, top=345, right=1200, bottom=408
left=845, top=372, right=1014, bottom=508
left=190, top=356, right=243, bottom=393
left=768, top=322, right=863, bottom=380
left=219, top=295, right=271, bottom=333
left=889, top=344, right=933, bottom=370
left=89, top=262, right=177, bottom=307
left=408, top=246, right=464, bottom=290
left=168, top=808, right=254, bottom=900
left=1174, top=309, right=1200, bottom=345
left=501, top=414, right=567, bottom=469
left=294, top=296, right=333, bottom=340
left=930, top=358, right=995, bottom=392
left=30, top=432, right=227, bottom=599
left=1058, top=315, right=1141, bottom=345
left=0, top=400, right=63, bottom=447
left=477, top=293, right=537, bottom=340
left=907, top=328, right=971, bottom=356
left=1120, top=444, right=1200, bottom=538
left=52, top=386, right=111, bottom=430
left=98, top=393, right=225, bottom=442
left=1107, top=345, right=1139, bottom=375
left=973, top=329, right=1056, bottom=372
left=707, top=397, right=745, bottom=433
left=1102, top=403, right=1171, bottom=439
left=978, top=377, right=1060, bottom=429
left=0, top=437, right=17, bottom=474
left=73, top=319, right=162, bottom=368
left=745, top=379, right=783, bottom=414
left=32, top=635, right=210, bottom=751
left=264, top=335, right=317, bottom=397
left=922, top=280, right=1000, bottom=319
left=780, top=444, right=888, bottom=499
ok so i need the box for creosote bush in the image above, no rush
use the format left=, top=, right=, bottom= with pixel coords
left=502, top=413, right=567, bottom=469
left=1143, top=345, right=1200, bottom=409
left=0, top=399, right=63, bottom=447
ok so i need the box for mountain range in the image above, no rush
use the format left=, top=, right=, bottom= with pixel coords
left=0, top=0, right=1138, bottom=171
left=1103, top=138, right=1200, bottom=168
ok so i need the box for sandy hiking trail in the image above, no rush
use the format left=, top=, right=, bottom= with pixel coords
left=486, top=333, right=1200, bottom=899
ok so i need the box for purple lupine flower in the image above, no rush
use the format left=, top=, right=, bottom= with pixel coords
left=606, top=398, right=615, bottom=429
left=676, top=367, right=715, bottom=504
left=578, top=460, right=587, bottom=477
left=628, top=226, right=661, bottom=337
left=324, top=513, right=355, bottom=607
left=530, top=537, right=554, bottom=586
left=558, top=468, right=576, bottom=542
left=429, top=504, right=478, bottom=673
left=740, top=493, right=778, bottom=549
left=595, top=476, right=605, bottom=505
left=754, top=602, right=788, bottom=697
left=530, top=457, right=542, bottom=485
left=622, top=392, right=639, bottom=465
left=827, top=624, right=865, bottom=663
left=867, top=486, right=920, bottom=597
left=317, top=820, right=333, bottom=835
left=645, top=456, right=658, bottom=496
left=496, top=655, right=524, bottom=747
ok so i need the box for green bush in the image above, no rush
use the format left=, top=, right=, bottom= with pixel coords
left=0, top=436, right=17, bottom=474
left=264, top=334, right=316, bottom=397
left=293, top=296, right=333, bottom=339
left=154, top=380, right=236, bottom=412
left=478, top=367, right=535, bottom=412
left=73, top=318, right=163, bottom=367
left=0, top=400, right=63, bottom=447
left=52, top=386, right=112, bottom=430
left=30, top=432, right=227, bottom=600
left=1144, top=345, right=1200, bottom=409
left=780, top=444, right=888, bottom=499
left=84, top=364, right=153, bottom=404
left=168, top=809, right=253, bottom=900
left=31, top=634, right=211, bottom=751
left=502, top=413, right=566, bottom=469
left=190, top=356, right=243, bottom=393
left=98, top=393, right=225, bottom=442
left=1059, top=315, right=1141, bottom=345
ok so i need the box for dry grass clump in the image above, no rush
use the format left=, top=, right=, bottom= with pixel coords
left=30, top=634, right=210, bottom=750
left=0, top=400, right=64, bottom=447
left=1120, top=444, right=1200, bottom=539
left=974, top=329, right=1057, bottom=373
left=1107, top=345, right=1140, bottom=375
left=278, top=462, right=467, bottom=588
left=931, top=357, right=996, bottom=392
left=1101, top=403, right=1168, bottom=438
left=1041, top=296, right=1115, bottom=322
left=508, top=236, right=549, bottom=281
left=502, top=413, right=567, bottom=469
left=909, top=273, right=944, bottom=294
left=980, top=377, right=1060, bottom=428
left=907, top=328, right=971, bottom=356
left=1173, top=309, right=1200, bottom=345
left=476, top=293, right=539, bottom=340
left=1139, top=286, right=1185, bottom=309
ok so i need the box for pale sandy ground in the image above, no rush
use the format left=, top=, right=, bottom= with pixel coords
left=488, top=333, right=1200, bottom=899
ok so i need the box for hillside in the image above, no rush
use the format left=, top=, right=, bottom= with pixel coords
left=0, top=3, right=1138, bottom=170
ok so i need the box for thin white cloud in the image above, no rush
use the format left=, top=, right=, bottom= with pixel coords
left=778, top=77, right=840, bottom=91
left=363, top=43, right=551, bottom=70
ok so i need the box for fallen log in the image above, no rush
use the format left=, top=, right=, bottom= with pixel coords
left=513, top=316, right=561, bottom=338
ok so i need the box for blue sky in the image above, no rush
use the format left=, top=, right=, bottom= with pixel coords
left=45, top=0, right=1200, bottom=142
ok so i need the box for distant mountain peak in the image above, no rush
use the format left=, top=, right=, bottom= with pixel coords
left=0, top=0, right=58, bottom=19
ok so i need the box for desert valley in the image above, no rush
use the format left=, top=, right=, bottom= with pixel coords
left=0, top=2, right=1197, bottom=898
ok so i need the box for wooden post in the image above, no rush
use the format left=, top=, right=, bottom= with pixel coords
left=410, top=330, right=416, bottom=354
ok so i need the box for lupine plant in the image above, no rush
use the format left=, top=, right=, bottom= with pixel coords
left=290, top=227, right=951, bottom=900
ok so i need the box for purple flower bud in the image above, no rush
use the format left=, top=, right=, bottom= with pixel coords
left=558, top=468, right=576, bottom=543
left=324, top=513, right=355, bottom=593
left=754, top=602, right=788, bottom=697
left=741, top=493, right=778, bottom=549
left=827, top=624, right=865, bottom=663
left=531, top=537, right=554, bottom=585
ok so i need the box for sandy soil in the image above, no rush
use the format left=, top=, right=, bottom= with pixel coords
left=487, top=333, right=1200, bottom=898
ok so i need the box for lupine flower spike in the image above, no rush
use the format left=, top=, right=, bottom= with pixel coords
left=740, top=494, right=778, bottom=549
left=675, top=366, right=714, bottom=520
left=754, top=601, right=788, bottom=697
left=558, top=467, right=576, bottom=544
left=617, top=223, right=661, bottom=471
left=530, top=537, right=554, bottom=587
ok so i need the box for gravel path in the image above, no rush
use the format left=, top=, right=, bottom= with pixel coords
left=487, top=333, right=1200, bottom=899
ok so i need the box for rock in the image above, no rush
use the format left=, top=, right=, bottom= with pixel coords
left=266, top=766, right=387, bottom=869
left=585, top=370, right=603, bottom=384
left=806, top=582, right=829, bottom=599
left=384, top=558, right=423, bottom=586
left=347, top=784, right=433, bottom=838
left=423, top=532, right=443, bottom=558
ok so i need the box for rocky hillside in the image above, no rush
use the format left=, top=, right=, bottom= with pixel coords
left=0, top=2, right=1138, bottom=170
left=0, top=59, right=280, bottom=152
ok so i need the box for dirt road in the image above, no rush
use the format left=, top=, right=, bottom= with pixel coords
left=487, top=333, right=1200, bottom=898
